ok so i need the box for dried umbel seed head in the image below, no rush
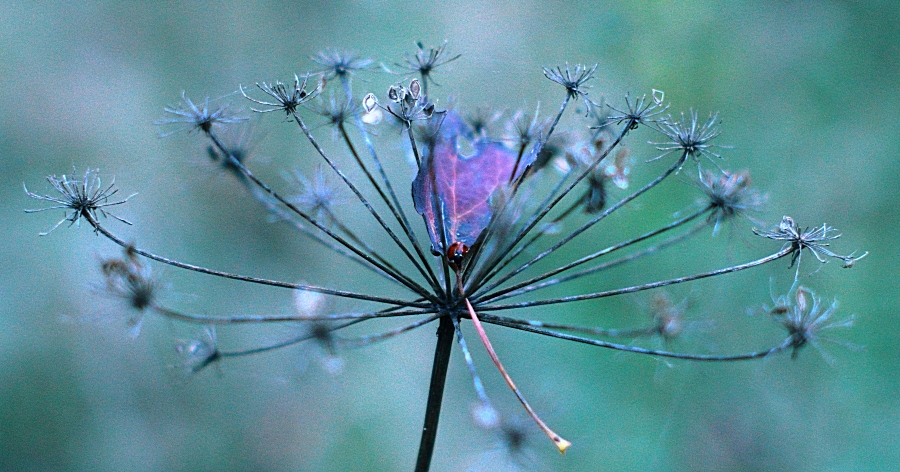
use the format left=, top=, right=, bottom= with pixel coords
left=375, top=81, right=436, bottom=125
left=649, top=293, right=684, bottom=341
left=26, top=42, right=866, bottom=470
left=753, top=216, right=867, bottom=269
left=155, top=92, right=248, bottom=135
left=312, top=49, right=373, bottom=80
left=175, top=327, right=220, bottom=374
left=543, top=63, right=598, bottom=100
left=101, top=252, right=157, bottom=312
left=697, top=169, right=765, bottom=233
left=767, top=285, right=858, bottom=360
left=240, top=74, right=322, bottom=115
left=396, top=41, right=461, bottom=89
left=24, top=170, right=135, bottom=235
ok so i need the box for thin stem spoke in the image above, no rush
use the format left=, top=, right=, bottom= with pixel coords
left=476, top=151, right=690, bottom=299
left=340, top=77, right=425, bottom=278
left=206, top=130, right=436, bottom=300
left=86, top=213, right=430, bottom=307
left=338, top=123, right=441, bottom=292
left=418, top=124, right=454, bottom=299
left=471, top=124, right=634, bottom=292
left=238, top=178, right=402, bottom=285
left=488, top=218, right=709, bottom=302
left=465, top=166, right=575, bottom=290
left=451, top=315, right=495, bottom=410
left=478, top=205, right=710, bottom=304
left=483, top=317, right=794, bottom=361
left=479, top=314, right=659, bottom=339
left=465, top=96, right=579, bottom=289
left=339, top=315, right=440, bottom=347
left=152, top=305, right=433, bottom=324
left=217, top=319, right=367, bottom=358
left=286, top=114, right=440, bottom=293
left=480, top=247, right=794, bottom=311
left=320, top=205, right=412, bottom=279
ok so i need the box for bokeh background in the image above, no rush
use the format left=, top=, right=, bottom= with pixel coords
left=2, top=1, right=897, bottom=471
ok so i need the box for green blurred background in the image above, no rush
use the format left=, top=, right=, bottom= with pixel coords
left=2, top=1, right=898, bottom=471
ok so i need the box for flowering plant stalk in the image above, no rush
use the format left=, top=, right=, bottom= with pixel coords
left=26, top=42, right=864, bottom=470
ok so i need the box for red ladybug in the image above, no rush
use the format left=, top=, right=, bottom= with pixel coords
left=446, top=241, right=469, bottom=271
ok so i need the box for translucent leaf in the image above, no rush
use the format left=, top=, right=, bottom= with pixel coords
left=412, top=112, right=528, bottom=254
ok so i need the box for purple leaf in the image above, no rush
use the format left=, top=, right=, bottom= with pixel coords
left=412, top=112, right=529, bottom=255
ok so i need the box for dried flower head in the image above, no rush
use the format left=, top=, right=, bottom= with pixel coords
left=505, top=105, right=549, bottom=148
left=753, top=216, right=867, bottom=270
left=25, top=169, right=134, bottom=235
left=289, top=166, right=339, bottom=220
left=100, top=247, right=159, bottom=337
left=649, top=292, right=685, bottom=343
left=543, top=63, right=598, bottom=100
left=28, top=44, right=866, bottom=471
left=175, top=326, right=220, bottom=373
left=205, top=121, right=261, bottom=178
left=652, top=110, right=724, bottom=165
left=366, top=78, right=438, bottom=127
left=465, top=107, right=503, bottom=139
left=394, top=41, right=461, bottom=92
left=292, top=290, right=346, bottom=374
left=696, top=169, right=765, bottom=233
left=603, top=89, right=668, bottom=131
left=308, top=92, right=360, bottom=130
left=766, top=285, right=857, bottom=360
left=312, top=49, right=373, bottom=80
left=155, top=92, right=247, bottom=136
left=240, top=74, right=322, bottom=115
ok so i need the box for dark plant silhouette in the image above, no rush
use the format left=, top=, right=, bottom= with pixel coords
left=26, top=42, right=865, bottom=471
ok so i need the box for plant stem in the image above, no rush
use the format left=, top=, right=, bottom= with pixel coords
left=415, top=315, right=454, bottom=472
left=463, top=298, right=571, bottom=453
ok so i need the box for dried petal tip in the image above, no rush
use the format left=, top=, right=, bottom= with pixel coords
left=554, top=436, right=572, bottom=454
left=408, top=78, right=422, bottom=100
left=362, top=93, right=378, bottom=113
left=25, top=169, right=135, bottom=235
